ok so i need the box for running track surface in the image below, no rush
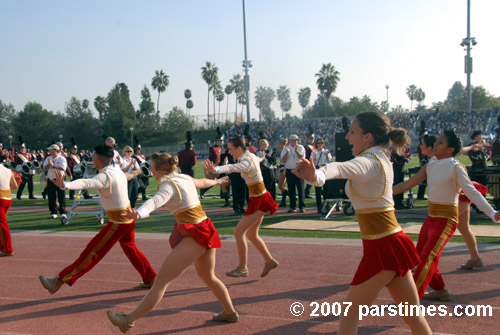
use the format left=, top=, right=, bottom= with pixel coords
left=1, top=231, right=499, bottom=334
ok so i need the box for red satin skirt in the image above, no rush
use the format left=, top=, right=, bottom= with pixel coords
left=169, top=217, right=221, bottom=249
left=458, top=181, right=488, bottom=203
left=244, top=191, right=279, bottom=216
left=351, top=230, right=419, bottom=285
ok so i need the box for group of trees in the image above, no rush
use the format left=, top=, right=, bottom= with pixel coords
left=2, top=61, right=499, bottom=151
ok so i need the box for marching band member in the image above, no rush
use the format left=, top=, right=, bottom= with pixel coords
left=204, top=135, right=279, bottom=278
left=310, top=138, right=331, bottom=213
left=293, top=112, right=431, bottom=334
left=39, top=144, right=156, bottom=294
left=256, top=138, right=277, bottom=200
left=14, top=137, right=36, bottom=200
left=281, top=134, right=306, bottom=213
left=177, top=131, right=197, bottom=177
left=394, top=129, right=500, bottom=301
left=43, top=144, right=67, bottom=219
left=0, top=153, right=18, bottom=256
left=121, top=145, right=141, bottom=208
left=133, top=136, right=149, bottom=200
left=67, top=138, right=91, bottom=200
left=200, top=128, right=223, bottom=198
left=106, top=152, right=238, bottom=333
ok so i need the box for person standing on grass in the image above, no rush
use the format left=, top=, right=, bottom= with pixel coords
left=204, top=134, right=279, bottom=278
left=293, top=112, right=431, bottom=334
left=0, top=154, right=19, bottom=257
left=394, top=129, right=500, bottom=301
left=43, top=144, right=68, bottom=220
left=39, top=144, right=156, bottom=294
left=106, top=152, right=238, bottom=333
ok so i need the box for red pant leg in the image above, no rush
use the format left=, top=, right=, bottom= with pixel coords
left=413, top=216, right=457, bottom=297
left=0, top=199, right=13, bottom=254
left=118, top=223, right=156, bottom=283
left=58, top=221, right=128, bottom=286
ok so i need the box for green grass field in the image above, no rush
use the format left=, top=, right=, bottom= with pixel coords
left=7, top=156, right=500, bottom=244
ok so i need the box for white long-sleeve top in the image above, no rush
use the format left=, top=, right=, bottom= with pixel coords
left=214, top=151, right=263, bottom=185
left=136, top=172, right=202, bottom=219
left=311, top=148, right=332, bottom=167
left=280, top=144, right=306, bottom=169
left=63, top=165, right=129, bottom=211
left=43, top=154, right=67, bottom=179
left=426, top=157, right=497, bottom=221
left=313, top=146, right=394, bottom=210
left=0, top=165, right=12, bottom=200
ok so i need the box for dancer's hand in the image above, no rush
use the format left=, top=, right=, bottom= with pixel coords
left=204, top=159, right=217, bottom=174
left=121, top=207, right=140, bottom=220
left=494, top=211, right=500, bottom=222
left=50, top=170, right=66, bottom=189
left=217, top=176, right=229, bottom=185
left=292, top=157, right=317, bottom=183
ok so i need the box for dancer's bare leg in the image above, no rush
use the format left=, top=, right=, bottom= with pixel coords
left=457, top=201, right=480, bottom=261
left=127, top=237, right=205, bottom=323
left=386, top=271, right=432, bottom=334
left=339, top=271, right=395, bottom=335
left=194, top=248, right=236, bottom=315
left=233, top=211, right=268, bottom=268
left=246, top=213, right=272, bottom=263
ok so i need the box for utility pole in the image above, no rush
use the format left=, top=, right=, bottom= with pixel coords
left=461, top=0, right=476, bottom=114
left=242, top=0, right=252, bottom=123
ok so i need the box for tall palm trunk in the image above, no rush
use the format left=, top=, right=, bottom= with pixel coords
left=213, top=93, right=216, bottom=127
left=226, top=95, right=230, bottom=123
left=157, top=92, right=161, bottom=113
left=206, top=86, right=210, bottom=127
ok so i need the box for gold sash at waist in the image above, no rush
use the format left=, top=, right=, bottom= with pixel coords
left=356, top=208, right=402, bottom=240
left=0, top=189, right=12, bottom=200
left=428, top=202, right=458, bottom=222
left=248, top=180, right=266, bottom=197
left=106, top=206, right=134, bottom=223
left=174, top=203, right=207, bottom=224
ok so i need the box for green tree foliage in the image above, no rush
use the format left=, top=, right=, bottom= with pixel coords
left=102, top=83, right=137, bottom=144
left=151, top=70, right=169, bottom=113
left=315, top=63, right=340, bottom=117
left=230, top=74, right=244, bottom=120
left=160, top=106, right=194, bottom=143
left=224, top=84, right=233, bottom=122
left=0, top=100, right=16, bottom=142
left=254, top=86, right=276, bottom=121
left=63, top=97, right=101, bottom=149
left=445, top=81, right=465, bottom=107
left=93, top=96, right=108, bottom=121
left=13, top=102, right=53, bottom=149
left=415, top=88, right=426, bottom=106
left=136, top=86, right=159, bottom=143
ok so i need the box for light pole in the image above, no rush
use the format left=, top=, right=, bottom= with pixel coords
left=59, top=134, right=63, bottom=143
left=242, top=0, right=251, bottom=123
left=8, top=135, right=12, bottom=149
left=385, top=85, right=389, bottom=104
left=130, top=127, right=134, bottom=147
left=460, top=0, right=476, bottom=114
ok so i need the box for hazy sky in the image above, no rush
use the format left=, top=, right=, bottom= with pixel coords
left=1, top=0, right=499, bottom=122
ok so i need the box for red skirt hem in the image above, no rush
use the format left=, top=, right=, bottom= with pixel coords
left=244, top=191, right=278, bottom=216
left=169, top=217, right=221, bottom=249
left=350, top=230, right=419, bottom=285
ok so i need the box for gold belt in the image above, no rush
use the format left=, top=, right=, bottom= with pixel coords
left=428, top=202, right=458, bottom=222
left=356, top=207, right=402, bottom=240
left=0, top=189, right=12, bottom=200
left=106, top=206, right=134, bottom=223
left=174, top=204, right=207, bottom=224
left=248, top=180, right=267, bottom=197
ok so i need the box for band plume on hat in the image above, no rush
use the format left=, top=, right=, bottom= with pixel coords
left=185, top=131, right=193, bottom=147
left=216, top=127, right=224, bottom=141
left=134, top=135, right=141, bottom=149
left=71, top=136, right=77, bottom=149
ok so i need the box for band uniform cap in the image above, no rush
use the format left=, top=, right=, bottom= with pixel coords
left=72, top=145, right=78, bottom=149
left=135, top=144, right=141, bottom=149
left=308, top=134, right=315, bottom=139
left=471, top=130, right=483, bottom=139
left=20, top=143, right=26, bottom=148
left=47, top=144, right=60, bottom=151
left=289, top=134, right=299, bottom=141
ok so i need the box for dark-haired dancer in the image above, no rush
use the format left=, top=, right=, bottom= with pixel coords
left=39, top=144, right=156, bottom=294
left=294, top=112, right=430, bottom=334
left=107, top=152, right=237, bottom=333
left=394, top=130, right=500, bottom=301
left=205, top=135, right=279, bottom=278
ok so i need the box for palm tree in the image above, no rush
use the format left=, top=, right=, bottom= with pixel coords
left=151, top=70, right=169, bottom=113
left=215, top=87, right=225, bottom=124
left=201, top=61, right=219, bottom=127
left=184, top=89, right=192, bottom=115
left=276, top=85, right=292, bottom=119
left=297, top=87, right=311, bottom=117
left=406, top=85, right=417, bottom=112
left=315, top=63, right=340, bottom=117
left=415, top=88, right=426, bottom=107
left=224, top=84, right=234, bottom=122
left=230, top=74, right=243, bottom=121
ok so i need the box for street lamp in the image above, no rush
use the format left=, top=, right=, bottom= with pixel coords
left=242, top=0, right=251, bottom=123
left=461, top=0, right=476, bottom=114
left=59, top=134, right=63, bottom=142
left=385, top=85, right=389, bottom=104
left=8, top=135, right=12, bottom=148
left=130, top=127, right=134, bottom=147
